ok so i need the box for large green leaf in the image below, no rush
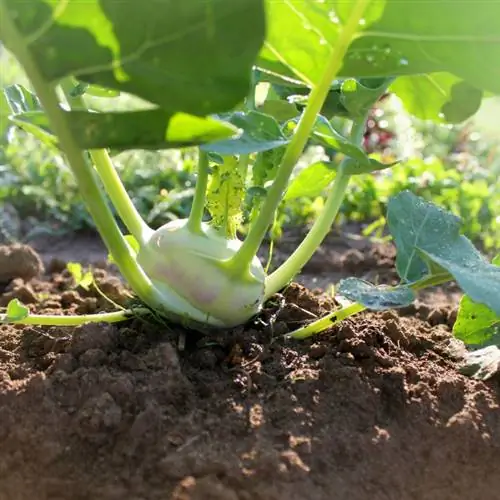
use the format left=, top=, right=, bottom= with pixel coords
left=11, top=109, right=239, bottom=150
left=201, top=111, right=289, bottom=155
left=391, top=74, right=483, bottom=123
left=258, top=1, right=500, bottom=94
left=387, top=191, right=500, bottom=316
left=3, top=0, right=266, bottom=115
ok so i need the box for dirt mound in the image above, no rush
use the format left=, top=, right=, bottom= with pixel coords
left=0, top=246, right=499, bottom=500
left=0, top=244, right=44, bottom=284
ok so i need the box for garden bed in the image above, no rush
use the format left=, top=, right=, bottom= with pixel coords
left=0, top=236, right=499, bottom=500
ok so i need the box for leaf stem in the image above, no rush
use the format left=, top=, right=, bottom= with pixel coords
left=287, top=272, right=452, bottom=339
left=187, top=149, right=210, bottom=233
left=0, top=309, right=149, bottom=326
left=267, top=168, right=351, bottom=297
left=265, top=116, right=369, bottom=298
left=228, top=0, right=372, bottom=276
left=0, top=5, right=161, bottom=307
left=59, top=78, right=152, bottom=245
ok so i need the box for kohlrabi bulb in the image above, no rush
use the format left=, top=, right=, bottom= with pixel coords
left=137, top=219, right=266, bottom=328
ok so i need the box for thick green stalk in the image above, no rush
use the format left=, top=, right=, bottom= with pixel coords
left=228, top=0, right=372, bottom=275
left=0, top=5, right=161, bottom=307
left=265, top=116, right=368, bottom=298
left=59, top=78, right=152, bottom=245
left=187, top=149, right=210, bottom=233
left=287, top=272, right=452, bottom=339
left=0, top=309, right=148, bottom=326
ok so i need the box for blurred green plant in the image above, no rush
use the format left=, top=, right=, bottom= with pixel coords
left=0, top=49, right=498, bottom=251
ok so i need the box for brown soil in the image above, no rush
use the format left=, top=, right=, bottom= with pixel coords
left=1, top=242, right=499, bottom=500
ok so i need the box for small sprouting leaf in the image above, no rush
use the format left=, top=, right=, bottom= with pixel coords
left=391, top=74, right=483, bottom=123
left=5, top=299, right=29, bottom=322
left=284, top=162, right=336, bottom=200
left=453, top=255, right=500, bottom=346
left=201, top=111, right=289, bottom=155
left=459, top=346, right=500, bottom=381
left=108, top=235, right=140, bottom=264
left=387, top=192, right=500, bottom=316
left=66, top=262, right=93, bottom=291
left=307, top=116, right=370, bottom=166
left=13, top=109, right=239, bottom=151
left=337, top=278, right=416, bottom=311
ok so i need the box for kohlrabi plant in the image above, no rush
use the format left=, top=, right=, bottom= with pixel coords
left=0, top=0, right=499, bottom=374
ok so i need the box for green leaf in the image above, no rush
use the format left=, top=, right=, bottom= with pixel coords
left=258, top=1, right=500, bottom=94
left=66, top=262, right=93, bottom=291
left=306, top=116, right=370, bottom=165
left=271, top=77, right=390, bottom=120
left=459, top=346, right=500, bottom=381
left=258, top=100, right=300, bottom=122
left=285, top=162, right=336, bottom=200
left=453, top=296, right=500, bottom=346
left=337, top=277, right=416, bottom=310
left=201, top=111, right=289, bottom=155
left=12, top=109, right=239, bottom=150
left=391, top=74, right=483, bottom=123
left=270, top=82, right=349, bottom=119
left=342, top=156, right=399, bottom=176
left=8, top=111, right=58, bottom=148
left=258, top=0, right=363, bottom=87
left=3, top=84, right=42, bottom=114
left=252, top=147, right=285, bottom=187
left=340, top=78, right=392, bottom=118
left=4, top=0, right=266, bottom=115
left=4, top=299, right=29, bottom=322
left=387, top=192, right=500, bottom=316
left=1, top=84, right=43, bottom=137
left=334, top=0, right=386, bottom=26
left=453, top=255, right=500, bottom=346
